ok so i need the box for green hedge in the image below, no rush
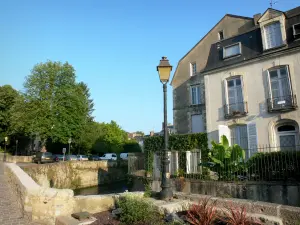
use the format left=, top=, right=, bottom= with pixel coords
left=247, top=151, right=300, bottom=181
left=144, top=133, right=208, bottom=173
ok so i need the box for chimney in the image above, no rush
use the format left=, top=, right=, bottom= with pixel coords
left=150, top=131, right=154, bottom=136
left=253, top=13, right=261, bottom=25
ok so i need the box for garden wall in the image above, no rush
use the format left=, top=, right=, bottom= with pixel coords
left=0, top=152, right=33, bottom=163
left=23, top=161, right=128, bottom=189
left=149, top=178, right=300, bottom=207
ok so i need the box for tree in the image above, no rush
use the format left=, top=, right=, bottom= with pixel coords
left=10, top=61, right=94, bottom=148
left=0, top=85, right=19, bottom=141
left=135, top=131, right=144, bottom=136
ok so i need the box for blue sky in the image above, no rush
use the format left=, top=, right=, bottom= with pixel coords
left=0, top=0, right=299, bottom=134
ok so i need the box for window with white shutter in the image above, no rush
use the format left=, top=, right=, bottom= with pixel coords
left=247, top=122, right=258, bottom=159
left=264, top=22, right=283, bottom=49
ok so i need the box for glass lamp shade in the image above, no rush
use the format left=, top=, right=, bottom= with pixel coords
left=4, top=137, right=8, bottom=142
left=157, top=57, right=172, bottom=83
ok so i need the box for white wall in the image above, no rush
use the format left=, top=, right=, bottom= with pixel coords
left=205, top=50, right=300, bottom=148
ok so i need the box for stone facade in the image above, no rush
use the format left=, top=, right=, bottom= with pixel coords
left=171, top=15, right=254, bottom=134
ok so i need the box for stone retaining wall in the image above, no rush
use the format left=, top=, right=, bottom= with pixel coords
left=23, top=161, right=128, bottom=189
left=0, top=153, right=33, bottom=163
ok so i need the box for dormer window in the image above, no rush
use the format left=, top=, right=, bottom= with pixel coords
left=223, top=43, right=241, bottom=59
left=263, top=21, right=283, bottom=49
left=190, top=62, right=197, bottom=76
left=293, top=23, right=300, bottom=38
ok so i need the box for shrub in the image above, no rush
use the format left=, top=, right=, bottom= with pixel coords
left=123, top=141, right=142, bottom=153
left=117, top=195, right=162, bottom=225
left=186, top=198, right=217, bottom=225
left=246, top=151, right=300, bottom=181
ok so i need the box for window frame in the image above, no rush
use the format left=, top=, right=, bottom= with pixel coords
left=224, top=76, right=245, bottom=115
left=190, top=62, right=197, bottom=76
left=293, top=23, right=300, bottom=37
left=190, top=85, right=201, bottom=105
left=223, top=42, right=242, bottom=59
left=263, top=21, right=283, bottom=50
left=218, top=30, right=224, bottom=40
left=276, top=124, right=298, bottom=150
left=267, top=65, right=292, bottom=101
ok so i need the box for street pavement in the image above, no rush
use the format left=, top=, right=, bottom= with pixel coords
left=0, top=161, right=39, bottom=225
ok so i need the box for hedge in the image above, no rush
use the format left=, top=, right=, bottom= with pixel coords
left=144, top=133, right=208, bottom=173
left=246, top=151, right=300, bottom=181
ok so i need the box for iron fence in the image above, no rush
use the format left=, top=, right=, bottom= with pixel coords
left=267, top=95, right=297, bottom=112
left=224, top=102, right=248, bottom=119
left=147, top=146, right=300, bottom=182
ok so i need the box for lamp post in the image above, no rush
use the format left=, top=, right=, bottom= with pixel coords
left=68, top=138, right=72, bottom=156
left=156, top=56, right=173, bottom=200
left=15, top=139, right=18, bottom=156
left=4, top=136, right=8, bottom=153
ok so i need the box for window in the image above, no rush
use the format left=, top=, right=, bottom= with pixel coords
left=226, top=77, right=245, bottom=115
left=267, top=66, right=294, bottom=110
left=223, top=43, right=241, bottom=58
left=293, top=23, right=300, bottom=37
left=264, top=22, right=283, bottom=49
left=230, top=125, right=248, bottom=150
left=190, top=63, right=197, bottom=76
left=277, top=124, right=297, bottom=151
left=190, top=85, right=201, bottom=105
left=218, top=31, right=224, bottom=40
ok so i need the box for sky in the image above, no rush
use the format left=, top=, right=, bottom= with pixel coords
left=0, top=0, right=299, bottom=134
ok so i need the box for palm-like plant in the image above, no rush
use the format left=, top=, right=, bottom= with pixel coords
left=206, top=135, right=246, bottom=180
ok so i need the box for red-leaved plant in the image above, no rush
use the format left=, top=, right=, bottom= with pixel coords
left=223, top=203, right=262, bottom=225
left=186, top=198, right=218, bottom=225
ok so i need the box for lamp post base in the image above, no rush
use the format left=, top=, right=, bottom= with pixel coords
left=160, top=187, right=173, bottom=200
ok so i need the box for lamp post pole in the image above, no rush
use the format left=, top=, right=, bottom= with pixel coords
left=68, top=138, right=72, bottom=156
left=15, top=140, right=18, bottom=156
left=4, top=137, right=8, bottom=154
left=157, top=56, right=173, bottom=200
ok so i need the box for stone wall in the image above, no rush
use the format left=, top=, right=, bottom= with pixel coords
left=0, top=153, right=33, bottom=163
left=23, top=161, right=128, bottom=189
left=150, top=178, right=300, bottom=207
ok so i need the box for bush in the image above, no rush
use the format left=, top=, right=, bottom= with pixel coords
left=247, top=151, right=300, bottom=181
left=123, top=141, right=142, bottom=153
left=117, top=195, right=163, bottom=225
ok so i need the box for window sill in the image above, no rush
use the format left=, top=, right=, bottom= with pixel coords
left=263, top=44, right=286, bottom=52
left=223, top=54, right=241, bottom=61
left=190, top=103, right=204, bottom=107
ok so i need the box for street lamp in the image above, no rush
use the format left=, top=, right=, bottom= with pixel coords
left=4, top=136, right=8, bottom=153
left=68, top=138, right=72, bottom=156
left=15, top=140, right=18, bottom=156
left=156, top=56, right=173, bottom=200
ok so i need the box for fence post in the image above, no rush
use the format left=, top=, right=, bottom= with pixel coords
left=186, top=151, right=191, bottom=174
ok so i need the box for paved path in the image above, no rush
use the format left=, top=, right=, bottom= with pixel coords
left=0, top=161, right=38, bottom=225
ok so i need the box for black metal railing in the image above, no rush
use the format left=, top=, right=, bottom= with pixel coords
left=224, top=102, right=248, bottom=119
left=267, top=95, right=297, bottom=112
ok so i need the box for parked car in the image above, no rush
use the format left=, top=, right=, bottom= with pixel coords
left=66, top=155, right=78, bottom=161
left=53, top=154, right=65, bottom=162
left=120, top=153, right=128, bottom=160
left=77, top=155, right=89, bottom=161
left=33, top=152, right=53, bottom=164
left=88, top=155, right=100, bottom=161
left=99, top=153, right=117, bottom=161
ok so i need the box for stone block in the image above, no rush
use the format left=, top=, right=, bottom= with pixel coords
left=251, top=201, right=279, bottom=217
left=280, top=205, right=300, bottom=225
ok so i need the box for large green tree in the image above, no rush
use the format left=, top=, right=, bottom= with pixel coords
left=11, top=61, right=94, bottom=147
left=0, top=85, right=19, bottom=141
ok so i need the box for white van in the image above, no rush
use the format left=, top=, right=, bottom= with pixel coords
left=99, top=153, right=117, bottom=161
left=120, top=153, right=128, bottom=160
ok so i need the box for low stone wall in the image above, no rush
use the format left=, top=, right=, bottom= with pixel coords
left=23, top=161, right=128, bottom=189
left=4, top=162, right=142, bottom=225
left=0, top=153, right=33, bottom=163
left=149, top=178, right=300, bottom=207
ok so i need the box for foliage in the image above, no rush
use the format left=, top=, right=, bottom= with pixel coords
left=117, top=195, right=162, bottom=225
left=186, top=198, right=218, bottom=225
left=246, top=151, right=300, bottom=181
left=222, top=204, right=261, bottom=225
left=135, top=131, right=144, bottom=136
left=10, top=61, right=94, bottom=147
left=123, top=140, right=142, bottom=153
left=204, top=135, right=245, bottom=180
left=0, top=85, right=19, bottom=141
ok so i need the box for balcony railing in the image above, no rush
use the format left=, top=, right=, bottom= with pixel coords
left=224, top=102, right=248, bottom=119
left=267, top=95, right=297, bottom=112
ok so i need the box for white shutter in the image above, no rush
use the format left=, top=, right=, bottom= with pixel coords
left=247, top=122, right=258, bottom=158
left=186, top=151, right=191, bottom=174
left=224, top=79, right=228, bottom=104
left=218, top=125, right=231, bottom=145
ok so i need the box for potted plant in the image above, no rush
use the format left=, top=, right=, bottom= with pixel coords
left=175, top=168, right=186, bottom=192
